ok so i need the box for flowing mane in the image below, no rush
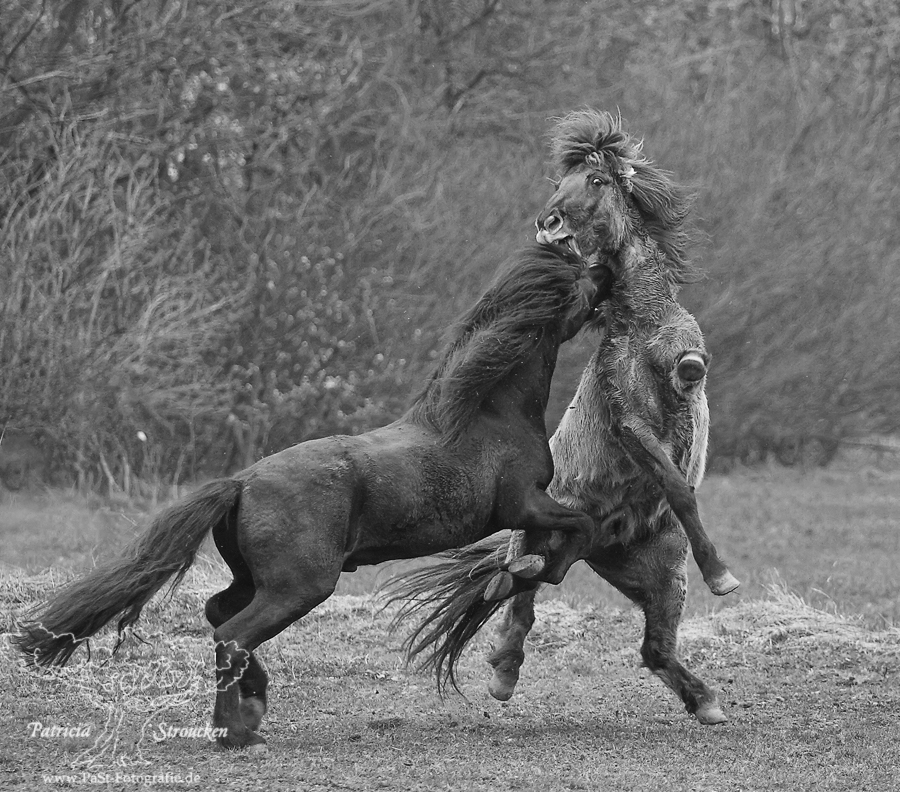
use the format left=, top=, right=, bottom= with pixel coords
left=408, top=244, right=585, bottom=443
left=549, top=109, right=698, bottom=284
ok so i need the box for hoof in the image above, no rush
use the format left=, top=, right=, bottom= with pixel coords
left=508, top=554, right=545, bottom=579
left=484, top=571, right=515, bottom=602
left=707, top=570, right=740, bottom=597
left=488, top=669, right=519, bottom=701
left=695, top=704, right=727, bottom=725
left=216, top=731, right=267, bottom=752
left=246, top=742, right=268, bottom=755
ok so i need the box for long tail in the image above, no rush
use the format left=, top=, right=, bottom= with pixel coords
left=383, top=535, right=538, bottom=693
left=14, top=479, right=243, bottom=666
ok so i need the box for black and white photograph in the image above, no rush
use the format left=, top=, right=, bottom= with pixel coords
left=2, top=2, right=898, bottom=789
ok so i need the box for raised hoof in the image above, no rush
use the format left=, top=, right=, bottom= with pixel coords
left=508, top=554, right=546, bottom=579
left=488, top=669, right=519, bottom=701
left=706, top=570, right=740, bottom=597
left=695, top=704, right=728, bottom=725
left=484, top=571, right=515, bottom=602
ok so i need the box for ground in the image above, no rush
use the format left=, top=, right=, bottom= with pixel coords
left=1, top=466, right=898, bottom=791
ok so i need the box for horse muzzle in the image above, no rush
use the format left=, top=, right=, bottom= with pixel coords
left=535, top=209, right=581, bottom=255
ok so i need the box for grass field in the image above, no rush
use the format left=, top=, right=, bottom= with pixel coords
left=1, top=466, right=899, bottom=790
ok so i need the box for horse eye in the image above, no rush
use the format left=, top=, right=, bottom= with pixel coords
left=591, top=176, right=605, bottom=187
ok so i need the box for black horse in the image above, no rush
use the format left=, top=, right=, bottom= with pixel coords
left=388, top=110, right=737, bottom=726
left=16, top=243, right=611, bottom=751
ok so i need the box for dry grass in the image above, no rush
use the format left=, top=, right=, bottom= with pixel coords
left=1, top=470, right=899, bottom=790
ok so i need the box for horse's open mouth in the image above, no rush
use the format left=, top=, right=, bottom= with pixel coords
left=559, top=236, right=582, bottom=257
left=535, top=225, right=580, bottom=256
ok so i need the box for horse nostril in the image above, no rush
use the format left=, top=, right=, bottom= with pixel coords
left=677, top=352, right=707, bottom=383
left=545, top=212, right=563, bottom=233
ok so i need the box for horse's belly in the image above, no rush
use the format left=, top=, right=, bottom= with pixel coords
left=549, top=408, right=670, bottom=547
left=551, top=467, right=667, bottom=547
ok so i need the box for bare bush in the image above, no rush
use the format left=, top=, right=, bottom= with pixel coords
left=2, top=0, right=898, bottom=490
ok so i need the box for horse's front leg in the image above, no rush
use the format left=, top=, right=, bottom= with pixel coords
left=486, top=587, right=538, bottom=701
left=619, top=417, right=739, bottom=596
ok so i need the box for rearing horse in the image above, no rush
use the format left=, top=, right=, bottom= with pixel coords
left=388, top=110, right=738, bottom=726
left=16, top=243, right=611, bottom=751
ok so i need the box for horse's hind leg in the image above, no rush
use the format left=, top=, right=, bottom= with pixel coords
left=210, top=495, right=347, bottom=750
left=587, top=517, right=726, bottom=725
left=205, top=519, right=269, bottom=732
left=487, top=587, right=538, bottom=701
left=213, top=574, right=339, bottom=750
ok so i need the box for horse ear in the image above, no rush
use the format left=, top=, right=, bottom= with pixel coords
left=617, top=135, right=645, bottom=192
left=618, top=162, right=636, bottom=193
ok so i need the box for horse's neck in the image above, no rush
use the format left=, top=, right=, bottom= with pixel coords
left=488, top=334, right=559, bottom=425
left=605, top=238, right=675, bottom=333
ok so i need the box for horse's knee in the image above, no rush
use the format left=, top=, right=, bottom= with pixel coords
left=640, top=641, right=660, bottom=671
left=640, top=630, right=677, bottom=672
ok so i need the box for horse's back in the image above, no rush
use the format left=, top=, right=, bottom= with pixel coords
left=235, top=436, right=363, bottom=556
left=235, top=428, right=431, bottom=520
left=347, top=423, right=498, bottom=562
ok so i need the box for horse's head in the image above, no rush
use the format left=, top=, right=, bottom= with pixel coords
left=535, top=110, right=697, bottom=286
left=535, top=147, right=633, bottom=263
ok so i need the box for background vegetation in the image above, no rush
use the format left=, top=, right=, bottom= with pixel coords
left=2, top=0, right=899, bottom=494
